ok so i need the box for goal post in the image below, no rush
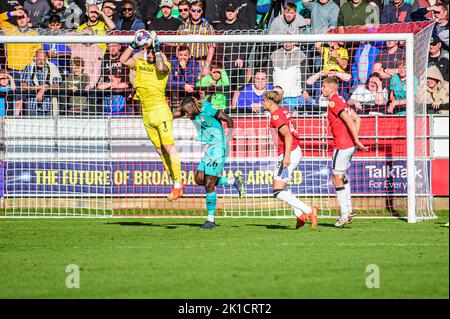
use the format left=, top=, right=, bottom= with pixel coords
left=0, top=22, right=437, bottom=222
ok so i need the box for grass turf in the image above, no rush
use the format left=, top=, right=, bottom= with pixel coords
left=0, top=212, right=448, bottom=299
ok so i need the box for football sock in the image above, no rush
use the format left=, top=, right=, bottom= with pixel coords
left=275, top=189, right=312, bottom=215
left=168, top=152, right=182, bottom=185
left=216, top=177, right=235, bottom=186
left=160, top=154, right=174, bottom=180
left=343, top=179, right=352, bottom=213
left=206, top=191, right=217, bottom=223
left=336, top=186, right=349, bottom=219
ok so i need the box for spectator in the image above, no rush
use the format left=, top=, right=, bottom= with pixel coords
left=0, top=7, right=42, bottom=116
left=101, top=43, right=129, bottom=84
left=150, top=0, right=183, bottom=31
left=196, top=62, right=230, bottom=110
left=168, top=45, right=202, bottom=101
left=61, top=56, right=90, bottom=115
left=412, top=0, right=443, bottom=19
left=215, top=0, right=250, bottom=95
left=204, top=0, right=227, bottom=25
left=23, top=0, right=50, bottom=28
left=306, top=69, right=352, bottom=101
left=21, top=50, right=62, bottom=116
left=268, top=2, right=307, bottom=34
left=422, top=65, right=449, bottom=115
left=232, top=69, right=273, bottom=113
left=141, top=0, right=160, bottom=27
left=40, top=0, right=83, bottom=29
left=411, top=3, right=449, bottom=48
left=97, top=68, right=129, bottom=115
left=177, top=1, right=216, bottom=76
left=372, top=40, right=405, bottom=87
left=388, top=59, right=419, bottom=115
left=0, top=70, right=16, bottom=116
left=101, top=1, right=118, bottom=22
left=270, top=40, right=308, bottom=110
left=301, top=0, right=339, bottom=31
left=115, top=0, right=146, bottom=31
left=68, top=28, right=104, bottom=88
left=155, top=0, right=182, bottom=20
left=236, top=0, right=257, bottom=29
left=428, top=34, right=449, bottom=82
left=337, top=0, right=380, bottom=27
left=42, top=14, right=72, bottom=78
left=348, top=73, right=388, bottom=115
left=315, top=41, right=349, bottom=73
left=381, top=0, right=413, bottom=24
left=350, top=41, right=381, bottom=93
left=77, top=4, right=116, bottom=54
left=177, top=0, right=192, bottom=23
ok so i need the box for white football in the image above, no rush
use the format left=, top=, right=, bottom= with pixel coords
left=134, top=29, right=151, bottom=47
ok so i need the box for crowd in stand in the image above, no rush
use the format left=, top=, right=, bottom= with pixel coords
left=0, top=0, right=448, bottom=117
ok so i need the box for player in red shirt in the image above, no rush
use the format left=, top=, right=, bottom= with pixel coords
left=322, top=77, right=368, bottom=228
left=263, top=90, right=318, bottom=230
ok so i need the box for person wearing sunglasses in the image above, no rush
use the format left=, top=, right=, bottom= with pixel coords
left=176, top=1, right=216, bottom=76
left=115, top=0, right=145, bottom=31
left=428, top=34, right=449, bottom=81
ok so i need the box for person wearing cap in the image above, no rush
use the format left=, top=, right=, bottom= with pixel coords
left=156, top=0, right=181, bottom=20
left=150, top=0, right=182, bottom=31
left=115, top=0, right=145, bottom=31
left=0, top=7, right=42, bottom=116
left=422, top=65, right=449, bottom=114
left=428, top=34, right=449, bottom=81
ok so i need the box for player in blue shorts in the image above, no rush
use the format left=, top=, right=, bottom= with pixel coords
left=173, top=96, right=246, bottom=229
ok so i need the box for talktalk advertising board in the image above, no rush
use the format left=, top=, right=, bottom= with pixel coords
left=2, top=159, right=430, bottom=197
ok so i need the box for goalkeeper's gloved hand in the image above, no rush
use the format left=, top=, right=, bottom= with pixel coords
left=149, top=31, right=161, bottom=53
left=129, top=38, right=140, bottom=50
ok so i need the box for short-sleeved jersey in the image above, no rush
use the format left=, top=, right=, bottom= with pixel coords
left=133, top=59, right=171, bottom=112
left=77, top=21, right=109, bottom=54
left=327, top=93, right=355, bottom=150
left=270, top=107, right=301, bottom=156
left=193, top=101, right=225, bottom=146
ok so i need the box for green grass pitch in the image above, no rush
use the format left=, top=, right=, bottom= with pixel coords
left=0, top=212, right=448, bottom=299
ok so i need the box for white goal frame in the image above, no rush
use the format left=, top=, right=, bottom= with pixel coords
left=0, top=33, right=426, bottom=223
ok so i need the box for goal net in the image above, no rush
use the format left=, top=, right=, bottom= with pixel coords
left=0, top=22, right=436, bottom=222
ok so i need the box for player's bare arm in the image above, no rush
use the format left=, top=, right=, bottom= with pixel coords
left=216, top=110, right=234, bottom=143
left=340, top=111, right=368, bottom=151
left=119, top=47, right=136, bottom=68
left=278, top=125, right=293, bottom=167
left=155, top=52, right=170, bottom=73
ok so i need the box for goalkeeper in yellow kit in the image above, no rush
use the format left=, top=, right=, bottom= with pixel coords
left=120, top=30, right=183, bottom=201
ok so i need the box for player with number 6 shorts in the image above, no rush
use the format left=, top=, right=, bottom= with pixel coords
left=173, top=97, right=245, bottom=230
left=120, top=30, right=184, bottom=201
left=321, top=77, right=368, bottom=228
left=263, top=90, right=318, bottom=230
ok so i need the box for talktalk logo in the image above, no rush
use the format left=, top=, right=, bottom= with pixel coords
left=366, top=165, right=423, bottom=179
